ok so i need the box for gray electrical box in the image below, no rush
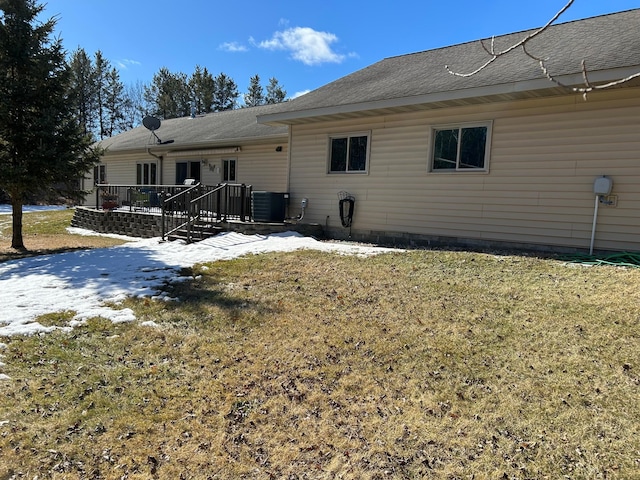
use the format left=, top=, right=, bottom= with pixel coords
left=593, top=176, right=613, bottom=196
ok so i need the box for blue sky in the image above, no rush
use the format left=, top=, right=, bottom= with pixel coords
left=40, top=0, right=640, bottom=101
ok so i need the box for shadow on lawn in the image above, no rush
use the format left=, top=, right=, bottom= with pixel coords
left=0, top=246, right=103, bottom=263
left=151, top=267, right=282, bottom=327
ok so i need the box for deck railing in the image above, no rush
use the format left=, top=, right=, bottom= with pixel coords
left=94, top=183, right=252, bottom=242
left=95, top=184, right=188, bottom=214
left=162, top=183, right=252, bottom=242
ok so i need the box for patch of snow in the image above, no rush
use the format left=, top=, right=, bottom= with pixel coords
left=0, top=204, right=68, bottom=215
left=140, top=321, right=160, bottom=328
left=0, top=231, right=402, bottom=337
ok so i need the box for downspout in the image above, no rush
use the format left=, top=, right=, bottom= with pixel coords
left=285, top=127, right=292, bottom=194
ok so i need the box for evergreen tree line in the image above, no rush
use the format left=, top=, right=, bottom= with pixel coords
left=68, top=47, right=288, bottom=140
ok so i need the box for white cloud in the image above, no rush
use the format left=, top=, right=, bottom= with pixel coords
left=291, top=89, right=311, bottom=99
left=116, top=59, right=141, bottom=70
left=258, top=27, right=346, bottom=66
left=219, top=41, right=248, bottom=53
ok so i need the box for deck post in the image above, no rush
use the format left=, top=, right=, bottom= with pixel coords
left=240, top=184, right=246, bottom=222
left=160, top=191, right=166, bottom=241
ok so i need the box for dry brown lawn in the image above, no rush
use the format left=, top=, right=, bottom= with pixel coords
left=0, top=209, right=125, bottom=262
left=1, top=225, right=639, bottom=479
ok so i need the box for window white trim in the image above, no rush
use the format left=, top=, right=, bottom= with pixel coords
left=429, top=121, right=492, bottom=173
left=327, top=131, right=371, bottom=174
left=222, top=158, right=237, bottom=182
left=136, top=161, right=158, bottom=185
left=94, top=164, right=107, bottom=184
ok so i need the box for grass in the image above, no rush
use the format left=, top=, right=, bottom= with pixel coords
left=0, top=212, right=639, bottom=478
left=0, top=208, right=126, bottom=262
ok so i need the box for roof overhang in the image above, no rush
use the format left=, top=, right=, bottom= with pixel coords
left=166, top=147, right=241, bottom=158
left=100, top=133, right=287, bottom=156
left=257, top=66, right=640, bottom=126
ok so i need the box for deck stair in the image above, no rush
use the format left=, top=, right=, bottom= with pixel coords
left=167, top=221, right=225, bottom=243
left=162, top=183, right=252, bottom=243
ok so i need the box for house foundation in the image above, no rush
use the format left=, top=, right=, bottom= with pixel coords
left=71, top=207, right=324, bottom=240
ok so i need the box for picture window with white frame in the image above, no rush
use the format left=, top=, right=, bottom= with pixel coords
left=431, top=123, right=491, bottom=172
left=328, top=133, right=369, bottom=173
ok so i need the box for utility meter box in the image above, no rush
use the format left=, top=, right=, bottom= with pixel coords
left=593, top=176, right=613, bottom=196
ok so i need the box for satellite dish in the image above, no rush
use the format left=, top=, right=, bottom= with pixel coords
left=142, top=115, right=174, bottom=145
left=143, top=116, right=161, bottom=131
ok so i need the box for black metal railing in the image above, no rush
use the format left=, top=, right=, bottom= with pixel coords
left=161, top=183, right=252, bottom=242
left=95, top=184, right=191, bottom=214
left=95, top=183, right=252, bottom=242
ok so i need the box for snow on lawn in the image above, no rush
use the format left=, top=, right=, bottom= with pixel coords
left=0, top=230, right=402, bottom=337
left=0, top=204, right=68, bottom=215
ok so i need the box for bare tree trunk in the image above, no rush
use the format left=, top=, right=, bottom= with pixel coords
left=11, top=197, right=25, bottom=250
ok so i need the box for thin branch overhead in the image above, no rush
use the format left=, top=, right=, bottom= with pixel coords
left=445, top=0, right=639, bottom=99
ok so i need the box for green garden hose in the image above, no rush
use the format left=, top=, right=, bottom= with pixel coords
left=560, top=252, right=640, bottom=268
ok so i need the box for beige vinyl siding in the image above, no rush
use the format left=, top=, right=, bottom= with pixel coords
left=231, top=143, right=288, bottom=191
left=100, top=154, right=144, bottom=184
left=166, top=143, right=287, bottom=191
left=89, top=142, right=288, bottom=204
left=80, top=153, right=149, bottom=206
left=288, top=87, right=640, bottom=251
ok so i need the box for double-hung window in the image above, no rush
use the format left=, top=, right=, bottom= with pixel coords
left=328, top=132, right=370, bottom=174
left=431, top=122, right=491, bottom=172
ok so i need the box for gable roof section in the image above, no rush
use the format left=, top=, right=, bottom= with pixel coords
left=258, top=9, right=640, bottom=125
left=99, top=103, right=288, bottom=154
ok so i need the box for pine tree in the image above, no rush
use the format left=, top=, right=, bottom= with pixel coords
left=68, top=48, right=129, bottom=139
left=103, top=67, right=128, bottom=137
left=0, top=0, right=102, bottom=249
left=145, top=67, right=191, bottom=119
left=68, top=47, right=97, bottom=136
left=244, top=74, right=265, bottom=107
left=212, top=72, right=239, bottom=111
left=265, top=77, right=287, bottom=104
left=189, top=65, right=215, bottom=114
left=94, top=51, right=109, bottom=139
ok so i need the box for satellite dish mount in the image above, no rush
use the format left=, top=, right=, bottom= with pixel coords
left=142, top=116, right=174, bottom=145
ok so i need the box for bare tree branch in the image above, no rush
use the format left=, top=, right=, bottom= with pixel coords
left=445, top=0, right=574, bottom=78
left=445, top=0, right=639, bottom=98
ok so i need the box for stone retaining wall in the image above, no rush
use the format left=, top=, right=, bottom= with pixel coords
left=71, top=207, right=324, bottom=240
left=71, top=207, right=162, bottom=238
